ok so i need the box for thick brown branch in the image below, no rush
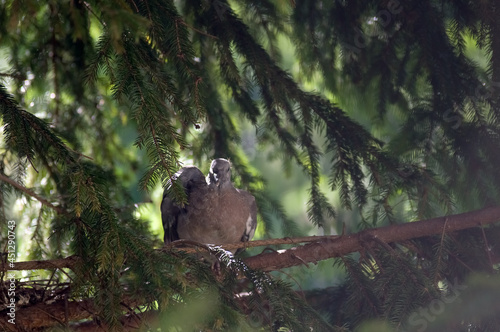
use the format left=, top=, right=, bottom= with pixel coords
left=1, top=207, right=499, bottom=331
left=1, top=255, right=81, bottom=272
left=0, top=295, right=143, bottom=331
left=0, top=298, right=94, bottom=331
left=244, top=206, right=500, bottom=271
left=2, top=237, right=335, bottom=271
left=3, top=207, right=500, bottom=273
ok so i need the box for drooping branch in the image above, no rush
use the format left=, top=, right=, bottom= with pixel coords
left=3, top=207, right=500, bottom=273
left=0, top=173, right=68, bottom=215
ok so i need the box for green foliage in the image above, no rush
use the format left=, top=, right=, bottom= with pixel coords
left=1, top=0, right=500, bottom=330
left=310, top=227, right=500, bottom=331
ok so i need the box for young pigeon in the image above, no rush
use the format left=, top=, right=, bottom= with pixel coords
left=161, top=166, right=208, bottom=244
left=206, top=158, right=257, bottom=244
left=161, top=159, right=257, bottom=252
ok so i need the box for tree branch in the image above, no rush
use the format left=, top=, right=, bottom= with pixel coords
left=0, top=295, right=143, bottom=331
left=165, top=235, right=341, bottom=252
left=1, top=207, right=500, bottom=330
left=0, top=173, right=67, bottom=215
left=244, top=206, right=500, bottom=271
left=2, top=255, right=80, bottom=272
left=2, top=237, right=337, bottom=271
left=0, top=297, right=94, bottom=331
left=3, top=206, right=500, bottom=273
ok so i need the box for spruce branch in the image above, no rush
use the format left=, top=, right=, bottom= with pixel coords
left=179, top=20, right=217, bottom=39
left=149, top=123, right=174, bottom=181
left=81, top=1, right=106, bottom=27
left=0, top=172, right=67, bottom=215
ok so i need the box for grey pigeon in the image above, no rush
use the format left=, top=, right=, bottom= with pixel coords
left=161, top=159, right=257, bottom=251
left=161, top=166, right=207, bottom=244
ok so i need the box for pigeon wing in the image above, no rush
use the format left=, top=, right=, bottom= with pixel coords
left=161, top=166, right=206, bottom=244
left=239, top=190, right=257, bottom=243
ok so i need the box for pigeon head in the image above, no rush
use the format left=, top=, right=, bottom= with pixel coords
left=165, top=166, right=206, bottom=208
left=207, top=158, right=232, bottom=188
left=177, top=166, right=206, bottom=189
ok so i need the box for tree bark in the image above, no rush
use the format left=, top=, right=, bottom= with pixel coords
left=244, top=206, right=500, bottom=271
left=0, top=298, right=94, bottom=331
left=3, top=206, right=500, bottom=274
left=1, top=206, right=500, bottom=330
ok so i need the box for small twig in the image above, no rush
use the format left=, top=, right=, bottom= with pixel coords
left=41, top=269, right=57, bottom=302
left=274, top=269, right=304, bottom=297
left=0, top=72, right=24, bottom=79
left=130, top=0, right=139, bottom=13
left=479, top=225, right=494, bottom=269
left=163, top=235, right=341, bottom=253
left=120, top=301, right=144, bottom=328
left=164, top=239, right=213, bottom=253
left=178, top=20, right=218, bottom=39
left=0, top=173, right=67, bottom=215
left=81, top=1, right=106, bottom=27
left=434, top=217, right=449, bottom=282
left=290, top=253, right=309, bottom=268
left=66, top=146, right=94, bottom=161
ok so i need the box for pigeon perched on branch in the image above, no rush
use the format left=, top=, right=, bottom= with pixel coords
left=161, top=159, right=257, bottom=252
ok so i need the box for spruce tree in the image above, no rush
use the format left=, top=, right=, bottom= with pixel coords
left=0, top=0, right=499, bottom=331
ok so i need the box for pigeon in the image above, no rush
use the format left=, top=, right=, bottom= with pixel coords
left=161, top=166, right=207, bottom=244
left=161, top=159, right=257, bottom=252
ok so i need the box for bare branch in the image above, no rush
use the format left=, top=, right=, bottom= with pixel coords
left=164, top=235, right=341, bottom=252
left=2, top=256, right=80, bottom=272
